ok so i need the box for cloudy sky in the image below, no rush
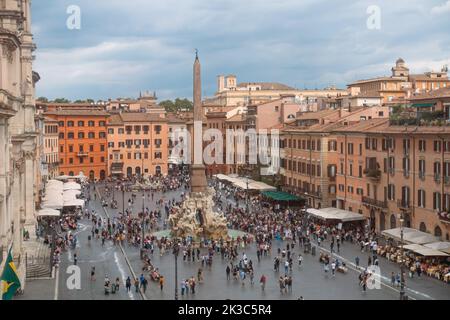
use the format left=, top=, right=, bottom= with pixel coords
left=32, top=0, right=450, bottom=101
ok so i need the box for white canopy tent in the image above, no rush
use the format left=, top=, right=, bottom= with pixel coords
left=63, top=199, right=85, bottom=208
left=423, top=242, right=450, bottom=254
left=213, top=174, right=276, bottom=191
left=63, top=182, right=81, bottom=191
left=36, top=208, right=61, bottom=217
left=403, top=244, right=449, bottom=257
left=381, top=228, right=439, bottom=245
left=306, top=207, right=366, bottom=222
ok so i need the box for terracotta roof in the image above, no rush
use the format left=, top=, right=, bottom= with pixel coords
left=107, top=112, right=167, bottom=125
left=236, top=82, right=295, bottom=90
left=348, top=77, right=398, bottom=86
left=332, top=118, right=389, bottom=133
left=226, top=114, right=246, bottom=122
left=296, top=109, right=340, bottom=120
left=44, top=109, right=109, bottom=117
left=408, top=87, right=450, bottom=100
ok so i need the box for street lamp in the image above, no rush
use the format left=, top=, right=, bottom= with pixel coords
left=140, top=193, right=146, bottom=259
left=122, top=185, right=125, bottom=214
left=173, top=240, right=180, bottom=300
left=246, top=175, right=250, bottom=214
left=399, top=212, right=406, bottom=300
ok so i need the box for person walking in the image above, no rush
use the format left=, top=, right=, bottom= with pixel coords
left=125, top=276, right=131, bottom=292
left=226, top=265, right=231, bottom=280
left=90, top=266, right=96, bottom=281
left=159, top=275, right=165, bottom=291
left=134, top=278, right=140, bottom=293
left=260, top=274, right=266, bottom=291
left=355, top=256, right=360, bottom=269
left=73, top=253, right=78, bottom=265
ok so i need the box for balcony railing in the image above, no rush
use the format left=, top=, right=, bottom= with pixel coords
left=363, top=168, right=381, bottom=181
left=362, top=196, right=387, bottom=209
left=435, top=173, right=441, bottom=183
left=397, top=199, right=411, bottom=211
left=77, top=152, right=88, bottom=157
left=445, top=176, right=450, bottom=185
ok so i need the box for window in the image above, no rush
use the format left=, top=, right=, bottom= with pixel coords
left=119, top=142, right=125, bottom=148
left=154, top=152, right=162, bottom=159
left=90, top=157, right=94, bottom=163
left=328, top=140, right=337, bottom=151
left=348, top=143, right=354, bottom=155
left=418, top=140, right=426, bottom=152
left=388, top=184, right=395, bottom=200
left=88, top=121, right=95, bottom=127
left=99, top=121, right=106, bottom=127
left=68, top=132, right=74, bottom=139
left=67, top=121, right=74, bottom=127
left=108, top=142, right=114, bottom=148
left=100, top=156, right=105, bottom=163
left=108, top=128, right=114, bottom=134
left=78, top=132, right=85, bottom=139
left=69, top=158, right=73, bottom=164
left=143, top=125, right=149, bottom=134
left=69, top=145, right=73, bottom=152
left=418, top=189, right=426, bottom=208
left=433, top=192, right=441, bottom=211
left=418, top=159, right=425, bottom=177
left=99, top=132, right=106, bottom=138
left=60, top=146, right=64, bottom=153
left=100, top=144, right=105, bottom=152
left=88, top=132, right=95, bottom=139
left=359, top=165, right=362, bottom=178
left=58, top=121, right=64, bottom=127
left=78, top=121, right=84, bottom=127
left=118, top=128, right=124, bottom=134
left=434, top=140, right=442, bottom=152
left=155, top=125, right=162, bottom=134
left=59, top=132, right=64, bottom=139
left=155, top=139, right=162, bottom=147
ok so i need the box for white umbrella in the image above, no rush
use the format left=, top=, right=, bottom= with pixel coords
left=37, top=208, right=61, bottom=217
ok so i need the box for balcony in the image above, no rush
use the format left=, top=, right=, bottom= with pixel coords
left=362, top=196, right=387, bottom=209
left=363, top=168, right=381, bottom=182
left=77, top=152, right=88, bottom=157
left=397, top=199, right=411, bottom=211
left=418, top=171, right=425, bottom=180
left=445, top=176, right=450, bottom=186
left=434, top=173, right=441, bottom=183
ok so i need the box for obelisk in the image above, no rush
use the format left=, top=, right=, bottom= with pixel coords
left=190, top=51, right=208, bottom=193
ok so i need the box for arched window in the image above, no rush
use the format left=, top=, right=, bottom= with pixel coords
left=69, top=171, right=74, bottom=176
left=434, top=226, right=442, bottom=239
left=419, top=222, right=427, bottom=233
left=390, top=214, right=396, bottom=229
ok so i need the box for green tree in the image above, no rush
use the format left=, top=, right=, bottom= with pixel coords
left=36, top=96, right=48, bottom=102
left=159, top=100, right=176, bottom=112
left=53, top=98, right=71, bottom=103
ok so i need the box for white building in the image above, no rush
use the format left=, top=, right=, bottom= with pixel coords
left=0, top=0, right=39, bottom=285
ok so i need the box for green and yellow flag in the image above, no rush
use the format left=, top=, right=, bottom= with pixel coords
left=1, top=247, right=21, bottom=300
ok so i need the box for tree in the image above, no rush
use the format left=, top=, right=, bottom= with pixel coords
left=159, top=98, right=193, bottom=112
left=53, top=98, right=71, bottom=103
left=36, top=96, right=48, bottom=102
left=159, top=100, right=176, bottom=112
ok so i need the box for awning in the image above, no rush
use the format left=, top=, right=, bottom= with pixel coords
left=63, top=182, right=81, bottom=190
left=424, top=242, right=450, bottom=254
left=37, top=208, right=61, bottom=217
left=63, top=189, right=81, bottom=201
left=63, top=199, right=85, bottom=208
left=306, top=207, right=366, bottom=222
left=214, top=174, right=276, bottom=191
left=412, top=103, right=435, bottom=108
left=262, top=191, right=302, bottom=201
left=403, top=244, right=449, bottom=257
left=381, top=228, right=439, bottom=244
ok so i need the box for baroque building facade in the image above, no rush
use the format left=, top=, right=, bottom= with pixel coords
left=0, top=0, right=39, bottom=283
